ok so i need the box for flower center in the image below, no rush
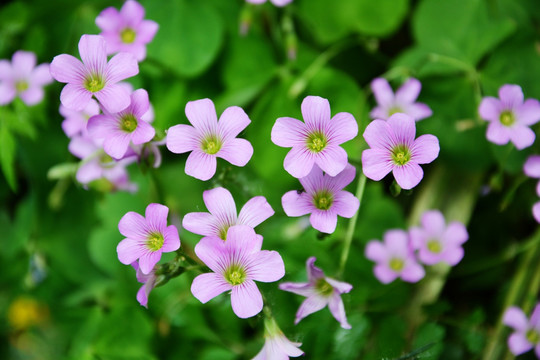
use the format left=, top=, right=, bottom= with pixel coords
left=306, top=132, right=328, bottom=153
left=121, top=27, right=137, bottom=44
left=389, top=258, right=404, bottom=272
left=313, top=190, right=333, bottom=210
left=15, top=80, right=28, bottom=92
left=218, top=224, right=231, bottom=241
left=147, top=232, right=164, bottom=252
left=391, top=144, right=411, bottom=166
left=315, top=278, right=334, bottom=296
left=388, top=106, right=403, bottom=116
left=120, top=114, right=138, bottom=132
left=84, top=74, right=105, bottom=93
left=527, top=329, right=540, bottom=344
left=99, top=153, right=114, bottom=164
left=499, top=110, right=515, bottom=127
left=224, top=264, right=247, bottom=286
left=427, top=239, right=442, bottom=253
left=201, top=135, right=222, bottom=155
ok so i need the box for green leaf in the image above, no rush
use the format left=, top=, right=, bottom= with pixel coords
left=144, top=0, right=224, bottom=78
left=353, top=0, right=409, bottom=37
left=0, top=119, right=17, bottom=191
left=411, top=322, right=446, bottom=359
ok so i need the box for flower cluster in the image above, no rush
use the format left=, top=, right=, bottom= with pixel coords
left=365, top=210, right=468, bottom=284
left=503, top=303, right=540, bottom=358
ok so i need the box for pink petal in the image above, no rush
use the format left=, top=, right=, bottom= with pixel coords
left=191, top=272, right=232, bottom=303
left=384, top=230, right=409, bottom=255
left=271, top=117, right=308, bottom=148
left=227, top=225, right=261, bottom=253
left=420, top=210, right=446, bottom=236
left=271, top=0, right=293, bottom=6
left=498, top=84, right=524, bottom=109
left=306, top=256, right=325, bottom=281
left=249, top=250, right=285, bottom=282
left=60, top=83, right=92, bottom=111
left=76, top=160, right=102, bottom=183
left=31, top=63, right=52, bottom=86
left=406, top=103, right=432, bottom=121
left=137, top=20, right=159, bottom=43
left=0, top=83, right=16, bottom=105
left=326, top=163, right=356, bottom=191
left=185, top=150, right=217, bottom=181
left=136, top=284, right=149, bottom=308
left=183, top=212, right=218, bottom=237
left=0, top=60, right=11, bottom=80
left=194, top=236, right=228, bottom=273
left=218, top=138, right=253, bottom=166
left=333, top=191, right=359, bottom=218
left=203, top=187, right=238, bottom=223
left=370, top=106, right=389, bottom=120
left=443, top=222, right=469, bottom=246
left=117, top=238, right=146, bottom=265
left=19, top=87, right=44, bottom=105
left=94, top=83, right=131, bottom=113
left=166, top=124, right=199, bottom=154
left=400, top=262, right=425, bottom=283
left=294, top=295, right=328, bottom=324
left=185, top=98, right=218, bottom=133
left=281, top=191, right=313, bottom=217
left=508, top=125, right=535, bottom=150
left=129, top=89, right=150, bottom=118
left=298, top=164, right=324, bottom=194
left=442, top=246, right=464, bottom=266
left=361, top=148, right=393, bottom=181
left=309, top=209, right=338, bottom=233
left=392, top=162, right=423, bottom=190
left=373, top=264, right=398, bottom=284
left=161, top=225, right=180, bottom=252
left=365, top=241, right=387, bottom=262
left=131, top=119, right=155, bottom=145
left=326, top=112, right=358, bottom=144
left=411, top=134, right=439, bottom=164
left=503, top=306, right=529, bottom=331
left=516, top=99, right=540, bottom=126
left=78, top=35, right=107, bottom=73
left=486, top=121, right=511, bottom=145
left=508, top=333, right=533, bottom=355
left=279, top=282, right=314, bottom=297
left=387, top=113, right=416, bottom=144
left=238, top=196, right=274, bottom=227
left=231, top=280, right=263, bottom=318
left=103, top=131, right=131, bottom=159
left=144, top=203, right=168, bottom=232
left=328, top=292, right=351, bottom=329
left=119, top=211, right=148, bottom=239
left=478, top=97, right=501, bottom=122
left=524, top=155, right=540, bottom=178
left=87, top=114, right=117, bottom=139
left=139, top=251, right=162, bottom=274
left=12, top=51, right=36, bottom=74
left=301, top=95, right=331, bottom=129
left=284, top=147, right=315, bottom=178
left=533, top=202, right=540, bottom=223
left=120, top=0, right=145, bottom=25
left=106, top=52, right=139, bottom=84
left=314, top=145, right=348, bottom=177
left=95, top=7, right=120, bottom=32
left=371, top=78, right=394, bottom=107
left=362, top=119, right=393, bottom=149
left=395, top=78, right=421, bottom=104
left=325, top=277, right=353, bottom=294
left=68, top=136, right=97, bottom=159
left=218, top=106, right=251, bottom=140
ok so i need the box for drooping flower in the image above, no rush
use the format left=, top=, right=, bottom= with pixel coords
left=183, top=187, right=274, bottom=240
left=365, top=229, right=425, bottom=284
left=245, top=0, right=293, bottom=6
left=524, top=155, right=540, bottom=223
left=87, top=88, right=155, bottom=159
left=0, top=50, right=52, bottom=106
left=60, top=99, right=100, bottom=137
left=502, top=303, right=540, bottom=357
left=96, top=0, right=159, bottom=61
left=370, top=77, right=432, bottom=121
left=131, top=261, right=157, bottom=308
left=271, top=95, right=358, bottom=178
left=362, top=112, right=439, bottom=190
left=281, top=164, right=359, bottom=234
left=409, top=210, right=468, bottom=266
left=50, top=34, right=139, bottom=113
left=117, top=203, right=180, bottom=274
left=253, top=316, right=303, bottom=360
left=191, top=225, right=284, bottom=318
left=479, top=84, right=540, bottom=150
left=166, top=98, right=253, bottom=181
left=279, top=257, right=353, bottom=329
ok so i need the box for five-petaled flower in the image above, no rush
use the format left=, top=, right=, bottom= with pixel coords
left=117, top=203, right=180, bottom=274
left=370, top=77, right=432, bottom=121
left=503, top=303, right=540, bottom=357
left=190, top=225, right=284, bottom=318
left=362, top=112, right=439, bottom=190
left=271, top=95, right=358, bottom=179
left=50, top=34, right=139, bottom=113
left=87, top=88, right=155, bottom=159
left=479, top=84, right=540, bottom=150
left=166, top=98, right=253, bottom=181
left=281, top=164, right=359, bottom=234
left=183, top=187, right=274, bottom=240
left=96, top=0, right=159, bottom=62
left=409, top=210, right=468, bottom=266
left=253, top=316, right=303, bottom=359
left=279, top=257, right=353, bottom=329
left=365, top=229, right=425, bottom=284
left=0, top=50, right=52, bottom=106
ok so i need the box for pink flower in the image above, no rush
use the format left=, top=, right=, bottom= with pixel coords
left=166, top=98, right=253, bottom=181
left=87, top=88, right=155, bottom=159
left=279, top=257, right=353, bottom=329
left=117, top=203, right=180, bottom=274
left=409, top=210, right=468, bottom=266
left=183, top=187, right=274, bottom=240
left=246, top=0, right=293, bottom=6
left=96, top=0, right=158, bottom=61
left=50, top=34, right=139, bottom=113
left=0, top=50, right=52, bottom=106
left=282, top=164, right=359, bottom=234
left=524, top=155, right=540, bottom=223
left=271, top=95, right=358, bottom=178
left=503, top=304, right=540, bottom=357
left=190, top=225, right=284, bottom=318
left=253, top=317, right=303, bottom=359
left=60, top=99, right=100, bottom=138
left=131, top=262, right=157, bottom=308
left=370, top=77, right=432, bottom=121
left=479, top=84, right=540, bottom=150
left=365, top=229, right=425, bottom=284
left=361, top=113, right=439, bottom=190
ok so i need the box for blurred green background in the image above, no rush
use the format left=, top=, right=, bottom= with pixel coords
left=1, top=0, right=540, bottom=359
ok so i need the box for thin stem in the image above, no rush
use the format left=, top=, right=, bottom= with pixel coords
left=338, top=173, right=367, bottom=276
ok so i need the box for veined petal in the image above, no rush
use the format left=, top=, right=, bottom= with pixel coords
left=301, top=96, right=331, bottom=130
left=117, top=238, right=146, bottom=265
left=231, top=280, right=263, bottom=318
left=139, top=251, right=162, bottom=274
left=387, top=113, right=416, bottom=144
left=203, top=187, right=238, bottom=224
left=166, top=124, right=199, bottom=154
left=248, top=250, right=285, bottom=282
left=94, top=83, right=131, bottom=113
left=191, top=273, right=232, bottom=303
left=185, top=150, right=217, bottom=181
left=314, top=145, right=348, bottom=177
left=326, top=112, right=358, bottom=144
left=294, top=295, right=328, bottom=324
left=227, top=225, right=261, bottom=253
left=361, top=148, right=393, bottom=181
left=218, top=138, right=253, bottom=166
left=78, top=35, right=107, bottom=74
left=218, top=106, right=251, bottom=140
left=161, top=225, right=180, bottom=252
left=60, top=83, right=92, bottom=111
left=281, top=191, right=313, bottom=217
left=129, top=88, right=150, bottom=118
left=194, top=236, right=228, bottom=273
left=306, top=257, right=325, bottom=281
left=309, top=209, right=338, bottom=233
left=363, top=119, right=392, bottom=149
left=326, top=163, right=356, bottom=191
left=333, top=191, right=359, bottom=218
left=298, top=164, right=324, bottom=194
left=131, top=119, right=155, bottom=145
left=278, top=282, right=314, bottom=297
left=103, top=131, right=131, bottom=159
left=271, top=117, right=307, bottom=148
left=144, top=203, right=168, bottom=232
left=328, top=293, right=351, bottom=329
left=50, top=54, right=85, bottom=84
left=392, top=162, right=423, bottom=190
left=119, top=211, right=148, bottom=239
left=283, top=147, right=315, bottom=179
left=185, top=98, right=218, bottom=134
left=106, top=52, right=139, bottom=84
left=395, top=78, right=421, bottom=104
left=371, top=78, right=394, bottom=107
left=182, top=212, right=219, bottom=237
left=238, top=196, right=274, bottom=227
left=411, top=134, right=439, bottom=164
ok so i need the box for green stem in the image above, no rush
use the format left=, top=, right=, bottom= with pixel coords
left=338, top=173, right=367, bottom=276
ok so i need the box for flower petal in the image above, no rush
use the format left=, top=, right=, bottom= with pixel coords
left=166, top=124, right=199, bottom=154
left=420, top=210, right=446, bottom=236
left=365, top=240, right=387, bottom=262
left=191, top=272, right=232, bottom=303
left=117, top=238, right=146, bottom=265
left=486, top=121, right=511, bottom=145
left=227, top=225, right=261, bottom=254
left=298, top=164, right=324, bottom=194
left=19, top=87, right=44, bottom=105
left=131, top=119, right=155, bottom=145
left=137, top=20, right=159, bottom=43
left=281, top=191, right=313, bottom=217
left=106, top=51, right=139, bottom=84
left=249, top=250, right=285, bottom=282
left=121, top=0, right=145, bottom=25
left=301, top=95, right=331, bottom=130
left=326, top=163, right=356, bottom=191
left=294, top=295, right=328, bottom=324
left=411, top=134, right=439, bottom=164
left=12, top=51, right=36, bottom=74
left=508, top=125, right=535, bottom=150
left=524, top=155, right=540, bottom=178
left=503, top=306, right=529, bottom=331
left=203, top=187, right=238, bottom=223
left=508, top=333, right=533, bottom=356
left=194, top=236, right=228, bottom=273
left=373, top=264, right=398, bottom=284
left=361, top=148, right=393, bottom=181
left=183, top=212, right=218, bottom=237
left=333, top=191, right=359, bottom=218
left=406, top=102, right=432, bottom=121
left=478, top=97, right=501, bottom=122
left=50, top=54, right=85, bottom=84
left=363, top=119, right=392, bottom=149
left=139, top=251, right=162, bottom=274
left=78, top=35, right=107, bottom=73
left=306, top=256, right=325, bottom=281
left=231, top=280, right=263, bottom=318
left=392, top=162, right=423, bottom=190
left=218, top=138, right=253, bottom=166
left=95, top=7, right=120, bottom=32
left=395, top=78, right=422, bottom=104
left=271, top=117, right=307, bottom=148
left=278, top=282, right=314, bottom=297
left=498, top=84, right=524, bottom=109
left=309, top=209, right=338, bottom=234
left=238, top=196, right=274, bottom=228
left=185, top=150, right=217, bottom=181
left=161, top=225, right=180, bottom=252
left=103, top=131, right=131, bottom=159
left=328, top=292, right=351, bottom=329
left=185, top=98, right=218, bottom=133
left=118, top=211, right=148, bottom=239
left=60, top=83, right=92, bottom=111
left=0, top=83, right=16, bottom=105
left=95, top=83, right=131, bottom=113
left=283, top=147, right=315, bottom=178
left=327, top=112, right=358, bottom=144
left=31, top=63, right=52, bottom=86
left=218, top=106, right=251, bottom=140
left=400, top=262, right=425, bottom=283
left=371, top=78, right=394, bottom=107
left=387, top=113, right=416, bottom=144
left=314, top=145, right=348, bottom=177
left=516, top=99, right=540, bottom=126
left=144, top=203, right=168, bottom=232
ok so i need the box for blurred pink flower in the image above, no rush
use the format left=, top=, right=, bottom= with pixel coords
left=503, top=303, right=540, bottom=357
